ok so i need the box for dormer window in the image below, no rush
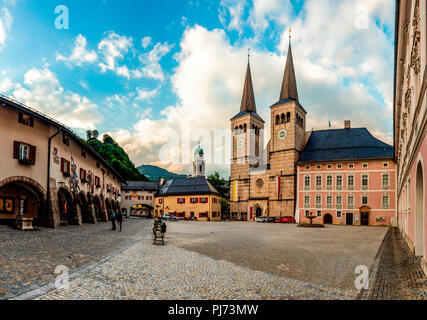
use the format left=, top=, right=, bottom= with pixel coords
left=18, top=112, right=34, bottom=127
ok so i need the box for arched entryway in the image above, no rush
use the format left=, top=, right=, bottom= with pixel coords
left=93, top=196, right=103, bottom=222
left=415, top=161, right=424, bottom=257
left=0, top=177, right=47, bottom=227
left=255, top=207, right=262, bottom=218
left=324, top=214, right=333, bottom=224
left=79, top=192, right=90, bottom=223
left=360, top=206, right=371, bottom=226
left=57, top=188, right=78, bottom=225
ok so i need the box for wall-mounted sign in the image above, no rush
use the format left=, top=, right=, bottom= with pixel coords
left=53, top=147, right=60, bottom=164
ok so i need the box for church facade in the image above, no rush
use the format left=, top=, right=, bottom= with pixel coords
left=229, top=40, right=396, bottom=225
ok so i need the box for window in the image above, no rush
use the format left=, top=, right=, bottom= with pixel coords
left=316, top=165, right=322, bottom=169
left=275, top=115, right=280, bottom=125
left=316, top=195, right=322, bottom=208
left=190, top=197, right=198, bottom=204
left=200, top=197, right=208, bottom=203
left=337, top=211, right=342, bottom=218
left=159, top=198, right=163, bottom=204
left=362, top=174, right=369, bottom=189
left=95, top=176, right=100, bottom=187
left=337, top=164, right=342, bottom=169
left=62, top=134, right=69, bottom=146
left=146, top=196, right=152, bottom=201
left=316, top=176, right=322, bottom=189
left=13, top=141, right=36, bottom=165
left=18, top=112, right=34, bottom=127
left=326, top=175, right=333, bottom=189
left=336, top=195, right=342, bottom=207
left=305, top=210, right=310, bottom=217
left=199, top=212, right=208, bottom=218
left=347, top=175, right=354, bottom=189
left=138, top=196, right=144, bottom=200
left=60, top=158, right=71, bottom=174
left=362, top=163, right=368, bottom=168
left=304, top=195, right=310, bottom=208
left=326, top=195, right=332, bottom=208
left=382, top=194, right=390, bottom=209
left=348, top=163, right=354, bottom=169
left=348, top=194, right=354, bottom=208
left=383, top=162, right=389, bottom=168
left=304, top=176, right=311, bottom=189
left=177, top=198, right=185, bottom=204
left=96, top=162, right=100, bottom=168
left=81, top=149, right=87, bottom=158
left=317, top=210, right=322, bottom=217
left=362, top=194, right=368, bottom=205
left=80, top=168, right=87, bottom=181
left=327, top=164, right=332, bottom=169
left=305, top=165, right=310, bottom=170
left=336, top=175, right=343, bottom=189
left=382, top=174, right=390, bottom=189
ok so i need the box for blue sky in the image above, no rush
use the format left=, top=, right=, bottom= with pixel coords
left=0, top=0, right=395, bottom=176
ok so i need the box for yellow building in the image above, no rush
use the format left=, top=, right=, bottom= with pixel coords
left=154, top=177, right=222, bottom=221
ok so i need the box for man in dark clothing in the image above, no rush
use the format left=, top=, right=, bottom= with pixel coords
left=116, top=211, right=123, bottom=232
left=111, top=211, right=116, bottom=230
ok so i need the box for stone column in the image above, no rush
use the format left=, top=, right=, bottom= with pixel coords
left=48, top=178, right=60, bottom=228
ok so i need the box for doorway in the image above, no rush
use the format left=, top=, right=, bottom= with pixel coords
left=346, top=213, right=353, bottom=225
left=415, top=162, right=424, bottom=257
left=360, top=212, right=369, bottom=226
left=324, top=214, right=333, bottom=224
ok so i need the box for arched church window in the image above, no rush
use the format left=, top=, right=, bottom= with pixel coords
left=275, top=115, right=280, bottom=125
left=281, top=113, right=285, bottom=124
left=243, top=124, right=247, bottom=132
left=287, top=112, right=291, bottom=123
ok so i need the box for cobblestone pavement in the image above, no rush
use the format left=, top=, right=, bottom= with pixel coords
left=168, top=222, right=388, bottom=291
left=33, top=231, right=358, bottom=300
left=0, top=218, right=149, bottom=299
left=366, top=227, right=427, bottom=300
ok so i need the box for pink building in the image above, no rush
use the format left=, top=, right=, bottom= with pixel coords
left=394, top=0, right=426, bottom=274
left=296, top=122, right=396, bottom=226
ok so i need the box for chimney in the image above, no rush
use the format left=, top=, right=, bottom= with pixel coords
left=158, top=177, right=165, bottom=186
left=344, top=120, right=351, bottom=129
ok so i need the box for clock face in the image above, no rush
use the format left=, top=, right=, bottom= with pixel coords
left=237, top=137, right=245, bottom=149
left=278, top=129, right=288, bottom=140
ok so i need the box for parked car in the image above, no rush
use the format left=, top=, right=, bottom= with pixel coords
left=170, top=215, right=179, bottom=222
left=256, top=216, right=264, bottom=223
left=280, top=216, right=296, bottom=223
left=267, top=217, right=274, bottom=223
left=262, top=217, right=270, bottom=223
left=273, top=217, right=281, bottom=223
left=161, top=214, right=171, bottom=221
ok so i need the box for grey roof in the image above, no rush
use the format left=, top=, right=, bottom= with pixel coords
left=298, top=128, right=394, bottom=163
left=240, top=61, right=257, bottom=113
left=231, top=110, right=265, bottom=123
left=157, top=176, right=220, bottom=197
left=121, top=181, right=159, bottom=191
left=280, top=41, right=299, bottom=101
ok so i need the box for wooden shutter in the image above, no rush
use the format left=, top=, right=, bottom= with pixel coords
left=66, top=161, right=70, bottom=173
left=60, top=158, right=65, bottom=173
left=13, top=141, right=20, bottom=159
left=30, top=145, right=36, bottom=163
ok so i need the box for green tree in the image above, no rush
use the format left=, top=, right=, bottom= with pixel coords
left=207, top=172, right=229, bottom=197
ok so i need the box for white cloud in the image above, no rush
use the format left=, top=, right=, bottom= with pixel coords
left=98, top=31, right=133, bottom=74
left=56, top=34, right=98, bottom=66
left=136, top=87, right=159, bottom=101
left=141, top=36, right=152, bottom=49
left=10, top=67, right=102, bottom=129
left=132, top=42, right=174, bottom=81
left=0, top=7, right=12, bottom=49
left=218, top=0, right=247, bottom=34
left=0, top=77, right=13, bottom=92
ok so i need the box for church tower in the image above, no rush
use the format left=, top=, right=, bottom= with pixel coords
left=268, top=34, right=307, bottom=217
left=230, top=57, right=265, bottom=220
left=193, top=142, right=205, bottom=177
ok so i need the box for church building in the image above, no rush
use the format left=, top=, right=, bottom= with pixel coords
left=230, top=36, right=396, bottom=225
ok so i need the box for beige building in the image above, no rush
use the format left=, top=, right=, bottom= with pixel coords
left=0, top=95, right=123, bottom=228
left=121, top=181, right=158, bottom=216
left=394, top=0, right=426, bottom=274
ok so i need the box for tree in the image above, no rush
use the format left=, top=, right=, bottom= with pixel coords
left=92, top=130, right=99, bottom=139
left=86, top=130, right=92, bottom=140
left=207, top=172, right=229, bottom=197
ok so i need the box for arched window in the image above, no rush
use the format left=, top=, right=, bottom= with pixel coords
left=281, top=113, right=285, bottom=124
left=243, top=124, right=247, bottom=132
left=275, top=115, right=280, bottom=125
left=287, top=112, right=291, bottom=123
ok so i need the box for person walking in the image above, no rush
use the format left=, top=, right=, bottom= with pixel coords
left=111, top=211, right=116, bottom=231
left=116, top=211, right=123, bottom=232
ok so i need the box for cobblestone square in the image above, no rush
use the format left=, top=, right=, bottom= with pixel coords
left=1, top=219, right=426, bottom=300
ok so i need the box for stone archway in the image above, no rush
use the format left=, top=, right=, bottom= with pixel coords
left=324, top=214, right=333, bottom=224
left=359, top=206, right=371, bottom=226
left=415, top=161, right=424, bottom=257
left=93, top=195, right=103, bottom=222
left=57, top=187, right=79, bottom=226
left=79, top=192, right=90, bottom=223
left=0, top=176, right=47, bottom=227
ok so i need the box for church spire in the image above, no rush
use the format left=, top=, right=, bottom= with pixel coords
left=240, top=52, right=257, bottom=113
left=280, top=29, right=299, bottom=101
